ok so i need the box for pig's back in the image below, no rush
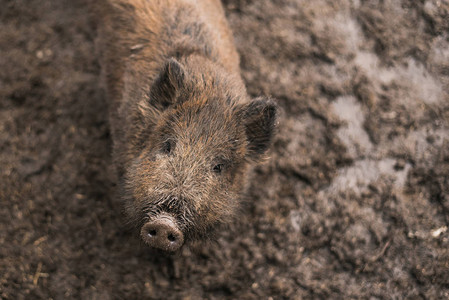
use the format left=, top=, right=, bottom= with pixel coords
left=97, top=0, right=240, bottom=106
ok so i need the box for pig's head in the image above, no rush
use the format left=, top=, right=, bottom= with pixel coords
left=121, top=57, right=277, bottom=252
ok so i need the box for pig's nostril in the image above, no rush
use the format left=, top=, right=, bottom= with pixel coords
left=148, top=229, right=157, bottom=236
left=167, top=233, right=176, bottom=242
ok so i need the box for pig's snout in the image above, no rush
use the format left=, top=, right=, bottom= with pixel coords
left=141, top=215, right=184, bottom=252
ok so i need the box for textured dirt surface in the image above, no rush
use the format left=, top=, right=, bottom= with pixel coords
left=1, top=0, right=449, bottom=299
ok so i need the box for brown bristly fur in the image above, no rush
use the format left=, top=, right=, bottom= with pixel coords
left=95, top=0, right=277, bottom=245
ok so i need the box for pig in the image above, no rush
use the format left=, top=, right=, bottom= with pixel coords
left=96, top=0, right=277, bottom=252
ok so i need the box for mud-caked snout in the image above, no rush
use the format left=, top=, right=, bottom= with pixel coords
left=140, top=215, right=184, bottom=252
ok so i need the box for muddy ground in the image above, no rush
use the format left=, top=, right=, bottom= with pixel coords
left=1, top=0, right=449, bottom=299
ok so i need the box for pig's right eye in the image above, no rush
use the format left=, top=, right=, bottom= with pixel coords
left=212, top=163, right=225, bottom=174
left=162, top=140, right=174, bottom=154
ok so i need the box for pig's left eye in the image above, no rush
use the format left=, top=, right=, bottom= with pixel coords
left=162, top=140, right=174, bottom=154
left=212, top=163, right=225, bottom=174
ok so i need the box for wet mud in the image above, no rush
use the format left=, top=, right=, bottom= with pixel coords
left=1, top=0, right=449, bottom=298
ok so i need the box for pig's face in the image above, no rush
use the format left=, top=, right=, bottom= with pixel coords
left=121, top=58, right=276, bottom=252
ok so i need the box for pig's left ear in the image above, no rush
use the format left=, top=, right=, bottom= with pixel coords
left=237, top=97, right=277, bottom=161
left=148, top=58, right=186, bottom=110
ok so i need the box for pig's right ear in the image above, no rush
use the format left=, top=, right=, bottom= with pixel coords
left=237, top=97, right=277, bottom=161
left=148, top=58, right=185, bottom=109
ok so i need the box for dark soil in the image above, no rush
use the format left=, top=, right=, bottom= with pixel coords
left=1, top=0, right=449, bottom=299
